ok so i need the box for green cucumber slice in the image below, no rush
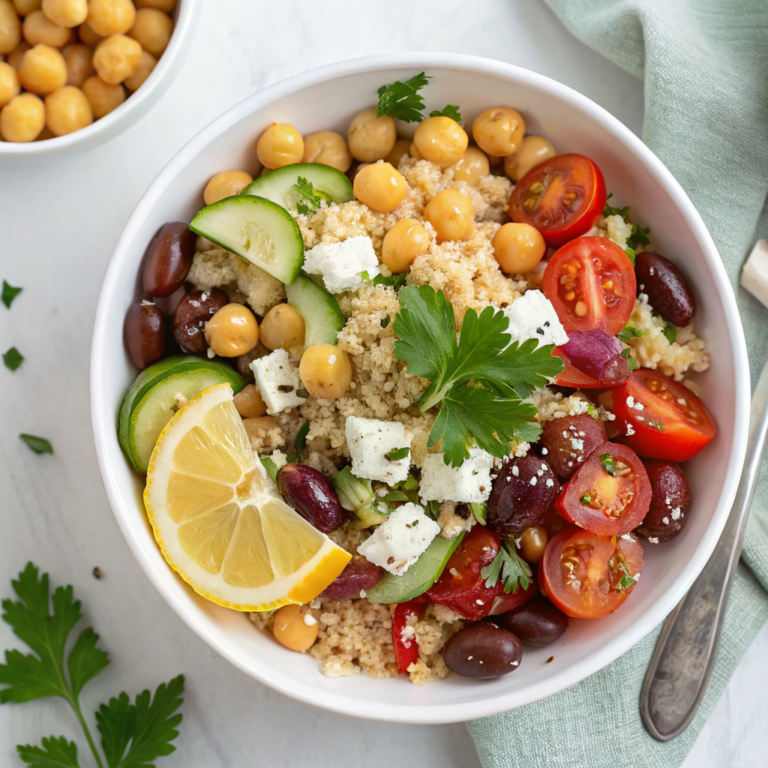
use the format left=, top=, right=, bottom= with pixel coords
left=243, top=163, right=354, bottom=211
left=366, top=531, right=466, bottom=604
left=285, top=274, right=345, bottom=347
left=126, top=366, right=246, bottom=474
left=189, top=195, right=304, bottom=284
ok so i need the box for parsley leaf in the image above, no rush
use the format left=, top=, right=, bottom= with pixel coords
left=386, top=447, right=410, bottom=461
left=260, top=456, right=278, bottom=483
left=373, top=273, right=407, bottom=290
left=4, top=346, right=24, bottom=371
left=470, top=502, right=487, bottom=525
left=481, top=541, right=532, bottom=594
left=603, top=200, right=629, bottom=218
left=287, top=420, right=310, bottom=463
left=617, top=325, right=647, bottom=342
left=376, top=72, right=431, bottom=122
left=620, top=347, right=640, bottom=373
left=17, top=736, right=81, bottom=767
left=628, top=223, right=651, bottom=250
left=580, top=493, right=592, bottom=505
left=616, top=562, right=636, bottom=591
left=624, top=247, right=636, bottom=266
left=429, top=105, right=462, bottom=123
left=291, top=177, right=330, bottom=215
left=599, top=453, right=616, bottom=476
left=663, top=323, right=677, bottom=344
left=20, top=435, right=53, bottom=455
left=2, top=280, right=22, bottom=309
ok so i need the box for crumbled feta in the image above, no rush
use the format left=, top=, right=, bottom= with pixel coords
left=303, top=614, right=317, bottom=626
left=249, top=349, right=306, bottom=414
left=670, top=507, right=682, bottom=520
left=345, top=416, right=412, bottom=484
left=357, top=503, right=439, bottom=576
left=419, top=449, right=494, bottom=504
left=303, top=236, right=380, bottom=294
left=502, top=290, right=568, bottom=348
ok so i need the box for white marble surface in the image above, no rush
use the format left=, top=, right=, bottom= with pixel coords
left=0, top=1, right=765, bottom=766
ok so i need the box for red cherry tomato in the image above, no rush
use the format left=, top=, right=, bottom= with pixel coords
left=508, top=154, right=606, bottom=247
left=392, top=596, right=428, bottom=674
left=611, top=370, right=716, bottom=461
left=553, top=347, right=606, bottom=389
left=555, top=442, right=651, bottom=536
left=541, top=526, right=644, bottom=618
left=542, top=237, right=636, bottom=336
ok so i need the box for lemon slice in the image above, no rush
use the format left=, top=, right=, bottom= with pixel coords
left=144, top=383, right=350, bottom=611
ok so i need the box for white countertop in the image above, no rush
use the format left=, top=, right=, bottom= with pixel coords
left=1, top=1, right=766, bottom=766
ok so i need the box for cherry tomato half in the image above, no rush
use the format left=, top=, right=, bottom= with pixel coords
left=509, top=154, right=606, bottom=247
left=392, top=596, right=428, bottom=674
left=555, top=441, right=651, bottom=536
left=543, top=237, right=636, bottom=336
left=541, top=526, right=644, bottom=619
left=611, top=370, right=716, bottom=461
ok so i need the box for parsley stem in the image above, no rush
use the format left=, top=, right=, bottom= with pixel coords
left=70, top=696, right=105, bottom=768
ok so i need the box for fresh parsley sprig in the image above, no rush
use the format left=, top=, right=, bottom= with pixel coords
left=0, top=563, right=184, bottom=768
left=615, top=562, right=636, bottom=591
left=481, top=541, right=533, bottom=594
left=376, top=72, right=431, bottom=122
left=286, top=420, right=310, bottom=463
left=4, top=346, right=23, bottom=371
left=292, top=177, right=330, bottom=215
left=617, top=325, right=647, bottom=342
left=602, top=197, right=651, bottom=249
left=429, top=105, right=462, bottom=123
left=2, top=280, right=22, bottom=309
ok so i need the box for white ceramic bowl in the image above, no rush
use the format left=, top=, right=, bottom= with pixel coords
left=91, top=53, right=750, bottom=724
left=0, top=0, right=196, bottom=163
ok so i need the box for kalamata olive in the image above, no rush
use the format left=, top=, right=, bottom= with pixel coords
left=487, top=456, right=560, bottom=539
left=171, top=288, right=228, bottom=353
left=540, top=414, right=607, bottom=479
left=277, top=463, right=345, bottom=533
left=493, top=602, right=568, bottom=647
left=443, top=622, right=522, bottom=678
left=634, top=460, right=690, bottom=542
left=635, top=252, right=696, bottom=327
left=143, top=222, right=196, bottom=298
left=124, top=300, right=171, bottom=370
left=319, top=557, right=384, bottom=601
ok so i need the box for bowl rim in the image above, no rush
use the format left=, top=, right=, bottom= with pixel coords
left=90, top=52, right=750, bottom=723
left=0, top=0, right=197, bottom=158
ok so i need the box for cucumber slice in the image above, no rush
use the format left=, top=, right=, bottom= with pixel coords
left=189, top=195, right=304, bottom=284
left=125, top=366, right=246, bottom=474
left=285, top=274, right=345, bottom=347
left=243, top=163, right=354, bottom=211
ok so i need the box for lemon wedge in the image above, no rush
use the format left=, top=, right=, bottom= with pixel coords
left=144, top=383, right=350, bottom=611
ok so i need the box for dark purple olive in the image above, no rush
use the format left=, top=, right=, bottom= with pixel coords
left=443, top=622, right=522, bottom=678
left=320, top=557, right=384, bottom=601
left=540, top=414, right=607, bottom=479
left=634, top=460, right=690, bottom=543
left=277, top=463, right=345, bottom=533
left=635, top=252, right=696, bottom=327
left=143, top=222, right=196, bottom=298
left=487, top=455, right=560, bottom=539
left=493, top=603, right=568, bottom=647
left=171, top=288, right=228, bottom=353
left=124, top=300, right=171, bottom=370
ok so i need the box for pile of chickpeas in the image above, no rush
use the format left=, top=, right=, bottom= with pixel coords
left=0, top=0, right=176, bottom=142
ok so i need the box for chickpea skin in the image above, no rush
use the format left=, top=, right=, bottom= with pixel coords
left=123, top=47, right=154, bottom=90
left=425, top=189, right=474, bottom=242
left=81, top=73, right=123, bottom=116
left=412, top=115, right=468, bottom=168
left=301, top=130, right=352, bottom=172
left=23, top=9, right=69, bottom=46
left=7, top=40, right=30, bottom=67
left=257, top=122, right=303, bottom=169
left=0, top=91, right=45, bottom=141
left=13, top=0, right=42, bottom=15
left=42, top=0, right=88, bottom=28
left=0, top=0, right=22, bottom=54
left=18, top=44, right=67, bottom=94
left=408, top=140, right=423, bottom=160
left=0, top=60, right=20, bottom=106
left=504, top=135, right=556, bottom=182
left=93, top=33, right=141, bottom=84
left=472, top=107, right=526, bottom=157
left=204, top=303, right=259, bottom=358
left=128, top=7, right=172, bottom=56
left=492, top=222, right=545, bottom=274
left=449, top=146, right=490, bottom=186
left=77, top=21, right=101, bottom=45
left=233, top=383, right=267, bottom=419
left=87, top=0, right=135, bottom=36
left=347, top=107, right=396, bottom=162
left=299, top=344, right=353, bottom=400
left=382, top=218, right=429, bottom=273
left=203, top=170, right=253, bottom=205
left=45, top=83, right=91, bottom=134
left=61, top=42, right=93, bottom=86
left=353, top=161, right=406, bottom=213
left=272, top=604, right=319, bottom=652
left=259, top=303, right=306, bottom=352
left=384, top=137, right=411, bottom=169
left=136, top=0, right=175, bottom=10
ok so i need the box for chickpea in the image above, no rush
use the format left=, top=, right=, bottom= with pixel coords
left=7, top=40, right=30, bottom=67
left=256, top=122, right=303, bottom=169
left=353, top=161, right=406, bottom=213
left=0, top=60, right=20, bottom=106
left=301, top=129, right=352, bottom=172
left=384, top=136, right=410, bottom=169
left=382, top=218, right=429, bottom=273
left=123, top=46, right=154, bottom=90
left=233, top=383, right=267, bottom=419
left=44, top=83, right=90, bottom=133
left=35, top=121, right=52, bottom=138
left=272, top=604, right=318, bottom=652
left=127, top=7, right=172, bottom=56
left=259, top=303, right=305, bottom=352
left=0, top=91, right=44, bottom=140
left=347, top=107, right=396, bottom=162
left=408, top=140, right=423, bottom=160
left=413, top=115, right=468, bottom=168
left=23, top=9, right=69, bottom=46
left=449, top=146, right=489, bottom=186
left=13, top=0, right=42, bottom=15
left=472, top=107, right=526, bottom=157
left=299, top=344, right=353, bottom=400
left=519, top=525, right=548, bottom=564
left=87, top=0, right=135, bottom=36
left=18, top=43, right=66, bottom=93
left=0, top=0, right=21, bottom=54
left=81, top=73, right=123, bottom=116
left=424, top=189, right=474, bottom=242
left=136, top=0, right=175, bottom=10
left=61, top=42, right=91, bottom=85
left=42, top=0, right=87, bottom=28
left=492, top=222, right=545, bottom=274
left=92, top=33, right=141, bottom=84
left=242, top=415, right=279, bottom=443
left=204, top=303, right=259, bottom=358
left=504, top=135, right=556, bottom=182
left=203, top=170, right=253, bottom=205
left=77, top=21, right=101, bottom=45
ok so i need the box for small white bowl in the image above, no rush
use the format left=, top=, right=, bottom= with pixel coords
left=91, top=53, right=750, bottom=724
left=0, top=0, right=196, bottom=163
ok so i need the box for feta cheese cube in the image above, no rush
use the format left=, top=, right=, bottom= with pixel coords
left=357, top=503, right=440, bottom=575
left=303, top=236, right=380, bottom=294
left=419, top=448, right=494, bottom=504
left=249, top=349, right=306, bottom=414
left=502, top=290, right=568, bottom=348
left=345, top=416, right=412, bottom=484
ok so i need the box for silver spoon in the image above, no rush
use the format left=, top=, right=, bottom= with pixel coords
left=639, top=356, right=768, bottom=741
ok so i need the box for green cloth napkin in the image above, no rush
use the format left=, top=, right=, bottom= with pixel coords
left=468, top=0, right=768, bottom=764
